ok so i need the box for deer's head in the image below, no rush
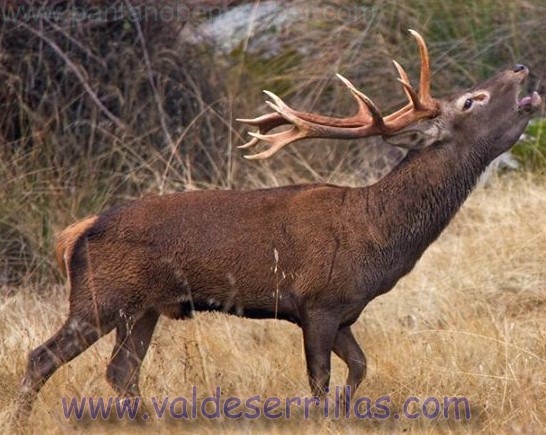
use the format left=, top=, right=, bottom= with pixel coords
left=238, top=31, right=542, bottom=162
left=429, top=64, right=541, bottom=157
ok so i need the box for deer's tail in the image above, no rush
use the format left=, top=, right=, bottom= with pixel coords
left=55, top=215, right=98, bottom=277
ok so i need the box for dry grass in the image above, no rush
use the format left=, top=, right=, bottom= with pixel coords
left=1, top=173, right=545, bottom=434
left=1, top=1, right=546, bottom=433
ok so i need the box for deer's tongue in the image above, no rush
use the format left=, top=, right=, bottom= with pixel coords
left=518, top=96, right=532, bottom=107
left=517, top=91, right=542, bottom=108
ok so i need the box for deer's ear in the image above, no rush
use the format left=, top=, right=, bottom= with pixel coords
left=384, top=124, right=449, bottom=149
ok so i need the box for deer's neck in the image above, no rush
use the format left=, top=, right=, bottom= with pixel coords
left=362, top=141, right=490, bottom=259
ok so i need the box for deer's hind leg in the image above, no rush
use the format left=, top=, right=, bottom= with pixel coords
left=16, top=312, right=115, bottom=418
left=106, top=308, right=159, bottom=397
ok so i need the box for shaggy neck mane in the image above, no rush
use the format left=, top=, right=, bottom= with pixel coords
left=361, top=140, right=491, bottom=261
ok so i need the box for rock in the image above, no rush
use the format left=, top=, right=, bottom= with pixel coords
left=181, top=1, right=302, bottom=57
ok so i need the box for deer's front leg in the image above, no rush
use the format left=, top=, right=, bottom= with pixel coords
left=302, top=312, right=339, bottom=397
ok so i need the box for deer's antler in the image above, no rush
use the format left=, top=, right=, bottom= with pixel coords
left=237, top=29, right=440, bottom=160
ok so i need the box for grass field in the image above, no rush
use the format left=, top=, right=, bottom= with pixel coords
left=1, top=173, right=545, bottom=434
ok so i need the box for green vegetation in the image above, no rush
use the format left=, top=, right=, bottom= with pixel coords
left=513, top=119, right=546, bottom=172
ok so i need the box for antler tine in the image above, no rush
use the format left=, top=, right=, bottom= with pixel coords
left=334, top=74, right=372, bottom=123
left=388, top=59, right=425, bottom=117
left=336, top=74, right=384, bottom=128
left=396, top=78, right=423, bottom=110
left=236, top=112, right=288, bottom=149
left=238, top=136, right=261, bottom=150
left=391, top=59, right=427, bottom=112
left=408, top=29, right=432, bottom=105
left=237, top=112, right=283, bottom=128
left=241, top=90, right=325, bottom=159
left=392, top=60, right=412, bottom=104
left=385, top=31, right=439, bottom=123
left=237, top=91, right=309, bottom=150
left=243, top=128, right=306, bottom=160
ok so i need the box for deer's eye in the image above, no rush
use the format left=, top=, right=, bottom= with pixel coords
left=463, top=98, right=473, bottom=111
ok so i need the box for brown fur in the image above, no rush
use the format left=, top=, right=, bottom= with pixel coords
left=16, top=65, right=541, bottom=419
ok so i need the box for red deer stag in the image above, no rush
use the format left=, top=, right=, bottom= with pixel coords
left=16, top=31, right=542, bottom=417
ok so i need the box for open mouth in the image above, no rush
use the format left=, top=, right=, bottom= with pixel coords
left=517, top=91, right=542, bottom=112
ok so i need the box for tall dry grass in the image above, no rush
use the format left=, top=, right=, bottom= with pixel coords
left=1, top=174, right=545, bottom=433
